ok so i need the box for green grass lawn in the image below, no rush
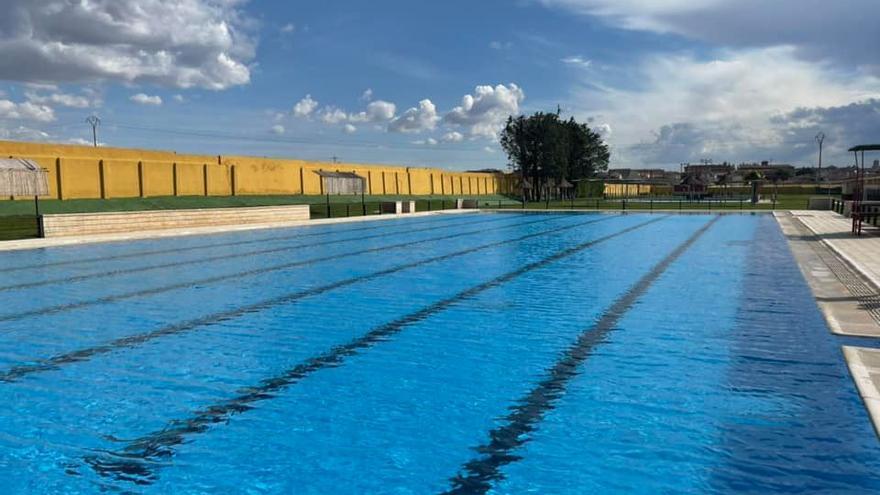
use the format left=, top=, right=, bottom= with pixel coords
left=497, top=194, right=822, bottom=211
left=0, top=194, right=520, bottom=240
left=0, top=193, right=832, bottom=241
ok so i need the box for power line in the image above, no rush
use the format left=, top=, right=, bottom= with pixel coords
left=106, top=121, right=489, bottom=153
left=85, top=115, right=101, bottom=147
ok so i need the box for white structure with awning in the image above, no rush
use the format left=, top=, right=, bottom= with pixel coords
left=0, top=158, right=49, bottom=197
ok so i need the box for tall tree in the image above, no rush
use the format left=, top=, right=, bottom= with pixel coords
left=500, top=111, right=609, bottom=201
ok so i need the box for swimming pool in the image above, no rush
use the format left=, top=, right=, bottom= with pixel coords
left=0, top=212, right=877, bottom=493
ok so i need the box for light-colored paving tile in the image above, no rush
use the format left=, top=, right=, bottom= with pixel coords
left=843, top=346, right=880, bottom=437
left=792, top=210, right=880, bottom=289
left=776, top=212, right=880, bottom=337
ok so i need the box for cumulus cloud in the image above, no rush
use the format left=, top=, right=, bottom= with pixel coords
left=0, top=124, right=51, bottom=141
left=442, top=131, right=464, bottom=142
left=444, top=83, right=525, bottom=138
left=539, top=0, right=880, bottom=71
left=293, top=94, right=318, bottom=118
left=319, top=107, right=348, bottom=124
left=349, top=100, right=396, bottom=123
left=343, top=124, right=357, bottom=134
left=130, top=93, right=163, bottom=106
left=388, top=99, right=439, bottom=133
left=414, top=137, right=438, bottom=146
left=24, top=90, right=91, bottom=108
left=361, top=88, right=373, bottom=101
left=0, top=99, right=55, bottom=122
left=173, top=94, right=185, bottom=103
left=570, top=46, right=880, bottom=166
left=0, top=0, right=255, bottom=90
left=270, top=124, right=285, bottom=135
left=280, top=23, right=296, bottom=34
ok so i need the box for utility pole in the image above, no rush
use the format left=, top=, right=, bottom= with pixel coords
left=85, top=115, right=101, bottom=147
left=815, top=132, right=825, bottom=194
left=331, top=155, right=339, bottom=164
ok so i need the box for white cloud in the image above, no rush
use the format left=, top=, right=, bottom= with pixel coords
left=0, top=124, right=50, bottom=141
left=489, top=41, right=512, bottom=50
left=388, top=99, right=440, bottom=133
left=319, top=107, right=348, bottom=124
left=539, top=0, right=880, bottom=71
left=414, top=138, right=438, bottom=146
left=173, top=94, right=185, bottom=103
left=442, top=131, right=464, bottom=143
left=343, top=124, right=357, bottom=134
left=271, top=124, right=285, bottom=135
left=570, top=47, right=880, bottom=166
left=280, top=23, right=296, bottom=34
left=562, top=55, right=592, bottom=69
left=66, top=137, right=105, bottom=146
left=361, top=88, right=374, bottom=101
left=444, top=83, right=525, bottom=138
left=0, top=0, right=254, bottom=90
left=349, top=100, right=396, bottom=123
left=0, top=99, right=55, bottom=122
left=484, top=146, right=497, bottom=153
left=24, top=90, right=90, bottom=108
left=293, top=94, right=319, bottom=118
left=130, top=93, right=163, bottom=106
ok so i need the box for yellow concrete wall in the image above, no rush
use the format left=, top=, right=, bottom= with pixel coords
left=103, top=160, right=141, bottom=198
left=0, top=139, right=507, bottom=200
left=603, top=183, right=672, bottom=196
left=60, top=157, right=102, bottom=199
left=175, top=162, right=205, bottom=196
left=142, top=160, right=175, bottom=197
left=206, top=164, right=232, bottom=196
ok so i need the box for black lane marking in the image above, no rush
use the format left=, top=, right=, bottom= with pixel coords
left=0, top=215, right=620, bottom=383
left=0, top=215, right=564, bottom=323
left=0, top=215, right=516, bottom=292
left=440, top=216, right=721, bottom=495
left=0, top=213, right=480, bottom=274
left=82, top=216, right=666, bottom=485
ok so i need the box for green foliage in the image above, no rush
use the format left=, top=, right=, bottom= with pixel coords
left=500, top=110, right=609, bottom=199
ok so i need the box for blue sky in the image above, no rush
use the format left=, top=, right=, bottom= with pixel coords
left=1, top=0, right=878, bottom=170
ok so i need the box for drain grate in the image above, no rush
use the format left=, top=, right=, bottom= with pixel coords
left=788, top=213, right=880, bottom=325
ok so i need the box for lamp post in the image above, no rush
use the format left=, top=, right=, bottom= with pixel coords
left=815, top=132, right=825, bottom=194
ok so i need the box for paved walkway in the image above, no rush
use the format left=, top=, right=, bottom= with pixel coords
left=791, top=210, right=880, bottom=289
left=776, top=212, right=880, bottom=337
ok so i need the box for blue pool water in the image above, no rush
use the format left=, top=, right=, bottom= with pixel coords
left=0, top=212, right=878, bottom=493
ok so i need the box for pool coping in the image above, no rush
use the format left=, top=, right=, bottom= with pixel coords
left=842, top=346, right=880, bottom=437
left=774, top=212, right=880, bottom=338
left=0, top=209, right=476, bottom=252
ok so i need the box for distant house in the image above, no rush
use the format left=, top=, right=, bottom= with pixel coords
left=674, top=174, right=708, bottom=198
left=683, top=164, right=734, bottom=183
left=736, top=161, right=795, bottom=179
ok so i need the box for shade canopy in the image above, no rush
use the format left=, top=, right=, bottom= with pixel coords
left=848, top=145, right=880, bottom=152
left=313, top=170, right=364, bottom=180
left=0, top=158, right=49, bottom=196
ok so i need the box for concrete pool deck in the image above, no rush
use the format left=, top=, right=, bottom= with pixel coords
left=0, top=209, right=475, bottom=252
left=775, top=211, right=880, bottom=436
left=776, top=212, right=880, bottom=338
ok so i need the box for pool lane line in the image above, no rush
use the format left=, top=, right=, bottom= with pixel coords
left=80, top=216, right=666, bottom=485
left=0, top=212, right=482, bottom=275
left=0, top=215, right=623, bottom=384
left=440, top=215, right=721, bottom=495
left=0, top=214, right=572, bottom=323
left=0, top=215, right=520, bottom=292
